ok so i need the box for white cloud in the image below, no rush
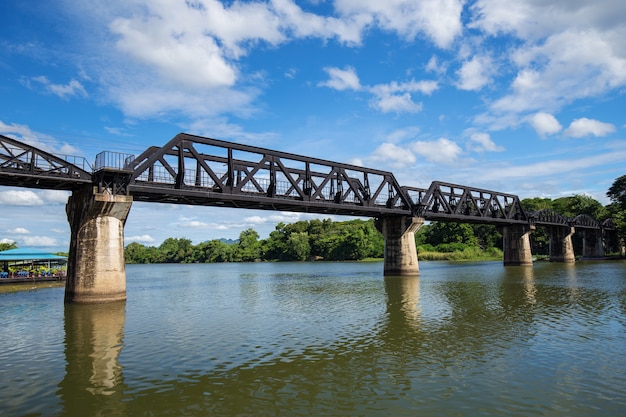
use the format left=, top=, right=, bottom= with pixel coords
left=467, top=1, right=626, bottom=128
left=19, top=236, right=59, bottom=247
left=27, top=76, right=88, bottom=99
left=467, top=132, right=504, bottom=152
left=370, top=93, right=423, bottom=114
left=456, top=55, right=493, bottom=91
left=371, top=142, right=416, bottom=168
left=335, top=0, right=465, bottom=48
left=564, top=118, right=616, bottom=138
left=125, top=234, right=155, bottom=244
left=0, top=121, right=81, bottom=156
left=1, top=238, right=16, bottom=245
left=369, top=80, right=437, bottom=113
left=319, top=66, right=361, bottom=91
left=7, top=228, right=30, bottom=234
left=529, top=112, right=562, bottom=137
left=39, top=190, right=71, bottom=204
left=411, top=138, right=463, bottom=164
left=319, top=68, right=437, bottom=114
left=0, top=190, right=44, bottom=206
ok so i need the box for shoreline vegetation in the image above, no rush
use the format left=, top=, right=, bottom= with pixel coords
left=124, top=218, right=507, bottom=265
left=124, top=190, right=626, bottom=265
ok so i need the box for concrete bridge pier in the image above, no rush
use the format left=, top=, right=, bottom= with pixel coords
left=502, top=225, right=534, bottom=266
left=549, top=226, right=576, bottom=263
left=375, top=216, right=424, bottom=275
left=65, top=186, right=133, bottom=303
left=582, top=229, right=604, bottom=258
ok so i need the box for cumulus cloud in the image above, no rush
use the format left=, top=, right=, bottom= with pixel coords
left=529, top=112, right=562, bottom=137
left=0, top=190, right=44, bottom=206
left=319, top=67, right=361, bottom=91
left=467, top=1, right=626, bottom=128
left=456, top=55, right=493, bottom=91
left=371, top=142, right=416, bottom=168
left=7, top=228, right=30, bottom=234
left=467, top=132, right=504, bottom=152
left=319, top=67, right=437, bottom=114
left=564, top=118, right=616, bottom=138
left=334, top=0, right=465, bottom=48
left=411, top=138, right=463, bottom=164
left=19, top=236, right=59, bottom=247
left=125, top=234, right=156, bottom=243
left=369, top=80, right=437, bottom=113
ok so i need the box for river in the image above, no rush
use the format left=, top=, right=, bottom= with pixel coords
left=1, top=260, right=625, bottom=416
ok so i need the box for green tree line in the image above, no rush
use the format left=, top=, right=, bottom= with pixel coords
left=119, top=175, right=626, bottom=264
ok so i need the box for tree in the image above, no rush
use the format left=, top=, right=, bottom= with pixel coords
left=237, top=228, right=261, bottom=262
left=607, top=175, right=626, bottom=209
left=286, top=232, right=311, bottom=261
left=607, top=175, right=626, bottom=243
left=158, top=237, right=194, bottom=263
left=0, top=241, right=17, bottom=252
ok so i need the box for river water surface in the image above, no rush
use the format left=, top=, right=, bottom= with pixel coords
left=1, top=260, right=625, bottom=416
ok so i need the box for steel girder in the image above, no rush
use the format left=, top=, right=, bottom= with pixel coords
left=0, top=134, right=92, bottom=190
left=126, top=133, right=413, bottom=217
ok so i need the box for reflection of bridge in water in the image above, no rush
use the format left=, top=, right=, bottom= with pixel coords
left=0, top=133, right=618, bottom=303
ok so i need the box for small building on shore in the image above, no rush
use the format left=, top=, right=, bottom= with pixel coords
left=0, top=247, right=67, bottom=282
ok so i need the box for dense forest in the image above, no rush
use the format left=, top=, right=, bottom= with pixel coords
left=123, top=174, right=626, bottom=264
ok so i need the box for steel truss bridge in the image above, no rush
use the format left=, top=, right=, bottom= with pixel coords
left=0, top=133, right=615, bottom=232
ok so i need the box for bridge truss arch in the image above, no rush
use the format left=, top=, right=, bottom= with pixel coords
left=0, top=134, right=92, bottom=190
left=124, top=133, right=414, bottom=217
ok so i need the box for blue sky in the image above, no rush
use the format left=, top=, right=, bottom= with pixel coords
left=1, top=0, right=625, bottom=252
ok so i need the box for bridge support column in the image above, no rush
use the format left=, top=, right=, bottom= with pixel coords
left=65, top=186, right=132, bottom=303
left=582, top=229, right=604, bottom=258
left=375, top=216, right=424, bottom=276
left=502, top=225, right=534, bottom=266
left=549, top=226, right=575, bottom=263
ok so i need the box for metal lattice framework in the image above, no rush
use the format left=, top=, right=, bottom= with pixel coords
left=0, top=133, right=618, bottom=231
left=404, top=181, right=529, bottom=225
left=0, top=135, right=92, bottom=190
left=126, top=133, right=413, bottom=217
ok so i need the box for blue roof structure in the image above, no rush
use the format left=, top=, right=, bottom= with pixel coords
left=0, top=248, right=67, bottom=262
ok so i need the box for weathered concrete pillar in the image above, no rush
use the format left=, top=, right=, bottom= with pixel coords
left=582, top=229, right=604, bottom=258
left=65, top=186, right=132, bottom=303
left=502, top=225, right=534, bottom=266
left=375, top=216, right=424, bottom=276
left=549, top=226, right=575, bottom=263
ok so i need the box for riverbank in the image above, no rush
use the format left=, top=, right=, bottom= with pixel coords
left=0, top=281, right=64, bottom=294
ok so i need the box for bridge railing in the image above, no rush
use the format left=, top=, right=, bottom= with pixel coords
left=94, top=151, right=135, bottom=172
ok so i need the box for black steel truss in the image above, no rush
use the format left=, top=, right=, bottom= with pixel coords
left=0, top=135, right=92, bottom=190
left=126, top=133, right=412, bottom=217
left=0, top=133, right=616, bottom=230
left=406, top=181, right=529, bottom=225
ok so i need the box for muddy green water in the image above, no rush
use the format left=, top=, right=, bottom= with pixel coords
left=1, top=260, right=625, bottom=416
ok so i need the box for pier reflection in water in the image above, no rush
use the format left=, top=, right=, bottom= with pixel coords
left=0, top=261, right=625, bottom=416
left=58, top=302, right=127, bottom=416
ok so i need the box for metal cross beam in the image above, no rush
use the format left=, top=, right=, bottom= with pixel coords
left=0, top=135, right=92, bottom=190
